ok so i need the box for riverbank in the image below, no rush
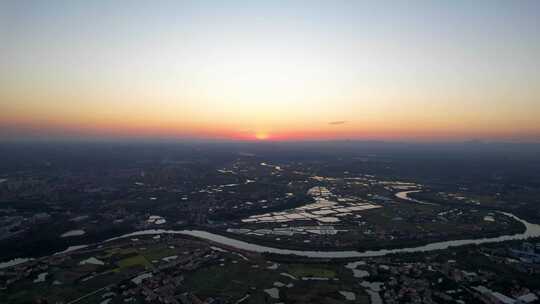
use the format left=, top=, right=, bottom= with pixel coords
left=96, top=211, right=540, bottom=259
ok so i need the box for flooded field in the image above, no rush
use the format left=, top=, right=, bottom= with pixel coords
left=241, top=186, right=381, bottom=225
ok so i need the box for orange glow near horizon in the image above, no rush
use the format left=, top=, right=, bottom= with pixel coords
left=254, top=133, right=269, bottom=141
left=1, top=113, right=538, bottom=143
left=1, top=2, right=540, bottom=142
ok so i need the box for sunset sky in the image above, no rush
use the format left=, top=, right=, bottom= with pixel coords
left=1, top=1, right=539, bottom=142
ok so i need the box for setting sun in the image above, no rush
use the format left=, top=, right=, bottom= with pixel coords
left=255, top=133, right=269, bottom=140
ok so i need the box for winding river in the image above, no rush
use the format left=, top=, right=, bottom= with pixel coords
left=101, top=210, right=540, bottom=259
left=103, top=191, right=540, bottom=258
left=2, top=191, right=540, bottom=267
left=395, top=190, right=435, bottom=205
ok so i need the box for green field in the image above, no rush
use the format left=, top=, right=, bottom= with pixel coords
left=116, top=254, right=152, bottom=270
left=286, top=264, right=337, bottom=279
left=141, top=246, right=178, bottom=261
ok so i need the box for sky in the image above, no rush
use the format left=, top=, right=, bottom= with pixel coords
left=1, top=0, right=540, bottom=142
